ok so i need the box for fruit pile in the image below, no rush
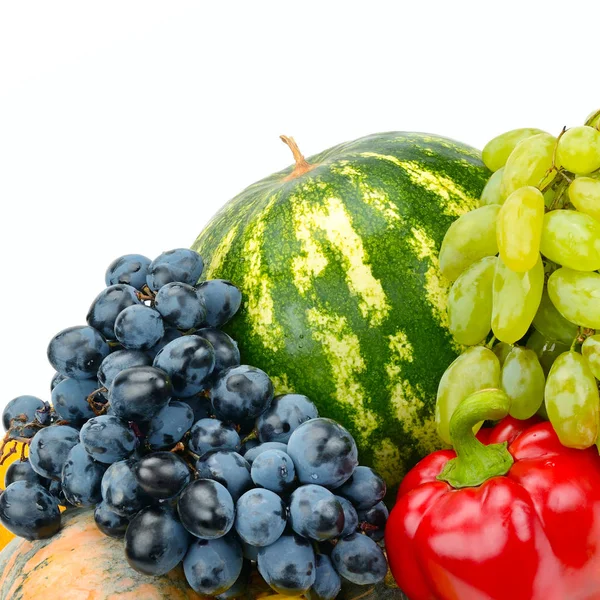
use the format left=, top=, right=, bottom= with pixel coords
left=0, top=249, right=390, bottom=598
left=436, top=110, right=600, bottom=450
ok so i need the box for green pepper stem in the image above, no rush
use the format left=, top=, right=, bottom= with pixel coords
left=437, top=389, right=514, bottom=489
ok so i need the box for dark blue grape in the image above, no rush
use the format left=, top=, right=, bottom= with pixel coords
left=97, top=349, right=152, bottom=389
left=194, top=328, right=241, bottom=376
left=257, top=534, right=316, bottom=596
left=146, top=327, right=183, bottom=360
left=177, top=479, right=235, bottom=539
left=94, top=500, right=130, bottom=538
left=79, top=415, right=136, bottom=464
left=101, top=459, right=153, bottom=517
left=215, top=561, right=251, bottom=599
left=5, top=460, right=48, bottom=488
left=211, top=365, right=273, bottom=422
left=239, top=437, right=260, bottom=457
left=50, top=372, right=67, bottom=391
left=146, top=249, right=204, bottom=291
left=240, top=539, right=259, bottom=561
left=29, top=425, right=80, bottom=480
left=196, top=451, right=252, bottom=503
left=188, top=418, right=240, bottom=457
left=109, top=366, right=172, bottom=422
left=47, top=325, right=110, bottom=380
left=134, top=452, right=191, bottom=499
left=153, top=336, right=215, bottom=398
left=183, top=534, right=243, bottom=596
left=331, top=533, right=387, bottom=585
left=251, top=449, right=295, bottom=493
left=36, top=404, right=53, bottom=427
left=48, top=479, right=71, bottom=507
left=125, top=505, right=191, bottom=576
left=105, top=254, right=152, bottom=290
left=335, top=495, right=359, bottom=538
left=243, top=442, right=288, bottom=464
left=147, top=401, right=195, bottom=450
left=87, top=284, right=141, bottom=340
left=2, top=395, right=47, bottom=438
left=195, top=279, right=241, bottom=328
left=51, top=378, right=98, bottom=426
left=154, top=282, right=207, bottom=330
left=234, top=488, right=287, bottom=547
left=0, top=481, right=61, bottom=540
left=358, top=501, right=388, bottom=542
left=180, top=395, right=212, bottom=423
left=114, top=305, right=165, bottom=351
left=306, top=554, right=342, bottom=600
left=256, top=394, right=318, bottom=444
left=336, top=466, right=386, bottom=510
left=61, top=443, right=107, bottom=506
left=289, top=485, right=344, bottom=541
left=287, top=418, right=358, bottom=489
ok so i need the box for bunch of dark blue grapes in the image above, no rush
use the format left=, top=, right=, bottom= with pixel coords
left=0, top=248, right=390, bottom=599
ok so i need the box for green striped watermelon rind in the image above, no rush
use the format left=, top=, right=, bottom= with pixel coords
left=192, top=132, right=489, bottom=492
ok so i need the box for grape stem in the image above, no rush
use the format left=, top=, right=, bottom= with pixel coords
left=585, top=109, right=600, bottom=129
left=485, top=335, right=497, bottom=349
left=0, top=442, right=17, bottom=466
left=240, top=429, right=258, bottom=445
left=551, top=127, right=567, bottom=171
left=359, top=521, right=380, bottom=533
left=136, top=292, right=155, bottom=303
left=437, top=389, right=513, bottom=488
left=87, top=388, right=109, bottom=416
left=574, top=327, right=595, bottom=350
left=169, top=441, right=186, bottom=453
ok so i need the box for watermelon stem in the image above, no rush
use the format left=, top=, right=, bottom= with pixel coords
left=437, top=389, right=513, bottom=489
left=280, top=135, right=316, bottom=180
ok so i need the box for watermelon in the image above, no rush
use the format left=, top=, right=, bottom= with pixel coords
left=192, top=132, right=490, bottom=489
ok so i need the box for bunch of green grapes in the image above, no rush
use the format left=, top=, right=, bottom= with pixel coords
left=436, top=110, right=600, bottom=452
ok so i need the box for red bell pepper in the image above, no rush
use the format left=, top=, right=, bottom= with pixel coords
left=385, top=389, right=600, bottom=600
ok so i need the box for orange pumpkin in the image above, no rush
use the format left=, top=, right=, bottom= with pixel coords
left=0, top=447, right=22, bottom=550
left=0, top=506, right=404, bottom=599
left=0, top=508, right=203, bottom=600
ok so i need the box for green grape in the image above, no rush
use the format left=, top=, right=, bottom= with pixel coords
left=479, top=168, right=505, bottom=206
left=501, top=346, right=545, bottom=420
left=496, top=186, right=544, bottom=272
left=547, top=268, right=600, bottom=329
left=435, top=346, right=501, bottom=445
left=543, top=186, right=558, bottom=209
left=448, top=256, right=496, bottom=345
left=482, top=128, right=546, bottom=172
left=439, top=205, right=500, bottom=282
left=544, top=351, right=599, bottom=449
left=500, top=133, right=557, bottom=201
left=532, top=289, right=579, bottom=345
left=492, top=341, right=513, bottom=367
left=491, top=255, right=544, bottom=344
left=540, top=209, right=600, bottom=271
left=536, top=402, right=549, bottom=421
left=526, top=329, right=570, bottom=376
left=543, top=259, right=561, bottom=277
left=585, top=109, right=600, bottom=129
left=568, top=177, right=600, bottom=222
left=556, top=126, right=600, bottom=175
left=581, top=335, right=600, bottom=380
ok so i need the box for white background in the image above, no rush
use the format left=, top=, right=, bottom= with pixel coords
left=0, top=1, right=598, bottom=411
